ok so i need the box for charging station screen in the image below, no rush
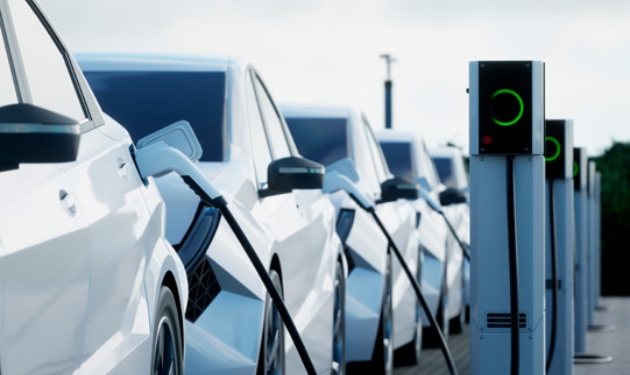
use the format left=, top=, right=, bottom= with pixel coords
left=545, top=120, right=565, bottom=179
left=573, top=148, right=582, bottom=191
left=478, top=61, right=533, bottom=154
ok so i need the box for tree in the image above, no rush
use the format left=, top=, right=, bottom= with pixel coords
left=592, top=141, right=630, bottom=295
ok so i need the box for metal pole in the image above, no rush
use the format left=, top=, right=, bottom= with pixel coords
left=380, top=54, right=396, bottom=129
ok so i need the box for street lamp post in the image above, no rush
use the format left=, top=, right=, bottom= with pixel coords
left=380, top=54, right=396, bottom=129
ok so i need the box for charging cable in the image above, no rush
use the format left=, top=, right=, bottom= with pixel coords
left=420, top=190, right=471, bottom=261
left=506, top=156, right=520, bottom=375
left=349, top=194, right=458, bottom=375
left=546, top=180, right=558, bottom=373
left=134, top=142, right=318, bottom=375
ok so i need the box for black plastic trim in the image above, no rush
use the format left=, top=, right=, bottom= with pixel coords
left=174, top=202, right=221, bottom=274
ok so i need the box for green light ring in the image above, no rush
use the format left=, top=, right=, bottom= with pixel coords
left=573, top=161, right=579, bottom=177
left=545, top=136, right=561, bottom=162
left=491, top=89, right=524, bottom=126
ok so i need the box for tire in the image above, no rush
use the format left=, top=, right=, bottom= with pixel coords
left=332, top=262, right=346, bottom=375
left=151, top=286, right=184, bottom=375
left=394, top=250, right=423, bottom=366
left=257, top=269, right=285, bottom=375
left=348, top=254, right=393, bottom=375
left=423, top=271, right=449, bottom=348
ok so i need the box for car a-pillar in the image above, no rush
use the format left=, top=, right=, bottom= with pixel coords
left=468, top=61, right=545, bottom=375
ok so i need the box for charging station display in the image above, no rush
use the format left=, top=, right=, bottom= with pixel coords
left=545, top=120, right=572, bottom=180
left=574, top=148, right=587, bottom=191
left=477, top=61, right=540, bottom=155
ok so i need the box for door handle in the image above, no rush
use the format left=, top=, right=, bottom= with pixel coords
left=118, top=158, right=131, bottom=180
left=59, top=189, right=77, bottom=216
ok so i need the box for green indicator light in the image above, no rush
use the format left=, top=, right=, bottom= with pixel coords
left=573, top=161, right=579, bottom=177
left=491, top=89, right=524, bottom=126
left=545, top=136, right=561, bottom=162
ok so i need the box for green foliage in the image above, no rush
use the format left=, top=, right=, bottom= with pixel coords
left=592, top=141, right=630, bottom=295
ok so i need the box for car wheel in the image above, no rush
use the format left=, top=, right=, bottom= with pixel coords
left=257, top=269, right=285, bottom=375
left=423, top=271, right=449, bottom=348
left=151, top=286, right=184, bottom=375
left=332, top=262, right=346, bottom=375
left=394, top=250, right=423, bottom=366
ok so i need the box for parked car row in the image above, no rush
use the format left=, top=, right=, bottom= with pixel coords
left=0, top=1, right=471, bottom=374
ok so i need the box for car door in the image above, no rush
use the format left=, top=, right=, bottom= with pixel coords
left=0, top=0, right=91, bottom=373
left=248, top=71, right=320, bottom=308
left=249, top=71, right=334, bottom=370
left=61, top=125, right=153, bottom=366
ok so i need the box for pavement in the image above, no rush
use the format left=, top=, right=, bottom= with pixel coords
left=394, top=296, right=630, bottom=375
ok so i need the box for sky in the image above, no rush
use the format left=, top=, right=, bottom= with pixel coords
left=39, top=0, right=630, bottom=156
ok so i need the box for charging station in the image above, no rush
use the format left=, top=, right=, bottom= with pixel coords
left=587, top=161, right=597, bottom=327
left=572, top=147, right=588, bottom=354
left=469, top=61, right=545, bottom=375
left=544, top=119, right=574, bottom=375
left=594, top=172, right=603, bottom=309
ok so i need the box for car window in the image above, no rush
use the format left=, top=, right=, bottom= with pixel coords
left=285, top=117, right=349, bottom=166
left=379, top=141, right=417, bottom=182
left=245, top=72, right=272, bottom=186
left=8, top=0, right=86, bottom=122
left=0, top=19, right=18, bottom=106
left=432, top=156, right=453, bottom=186
left=84, top=70, right=226, bottom=162
left=362, top=117, right=389, bottom=183
left=252, top=76, right=291, bottom=159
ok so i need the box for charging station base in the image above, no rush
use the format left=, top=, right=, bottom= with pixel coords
left=588, top=324, right=615, bottom=332
left=574, top=353, right=613, bottom=365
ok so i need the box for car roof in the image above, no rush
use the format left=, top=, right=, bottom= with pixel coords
left=373, top=129, right=427, bottom=144
left=74, top=52, right=245, bottom=73
left=279, top=103, right=356, bottom=119
left=429, top=146, right=463, bottom=158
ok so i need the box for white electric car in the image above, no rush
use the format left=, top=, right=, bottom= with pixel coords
left=429, top=146, right=471, bottom=317
left=376, top=131, right=466, bottom=343
left=281, top=105, right=423, bottom=372
left=77, top=54, right=346, bottom=375
left=0, top=1, right=188, bottom=374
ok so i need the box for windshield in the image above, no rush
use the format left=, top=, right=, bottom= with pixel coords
left=284, top=117, right=349, bottom=166
left=432, top=156, right=453, bottom=186
left=84, top=70, right=226, bottom=161
left=379, top=141, right=417, bottom=182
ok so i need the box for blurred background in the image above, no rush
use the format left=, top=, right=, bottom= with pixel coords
left=39, top=0, right=630, bottom=294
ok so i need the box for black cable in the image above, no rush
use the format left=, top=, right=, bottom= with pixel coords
left=506, top=156, right=520, bottom=375
left=218, top=205, right=318, bottom=375
left=352, top=197, right=458, bottom=375
left=438, top=210, right=471, bottom=261
left=546, top=180, right=558, bottom=373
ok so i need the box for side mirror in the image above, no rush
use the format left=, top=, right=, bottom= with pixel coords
left=439, top=187, right=467, bottom=206
left=260, top=156, right=325, bottom=198
left=380, top=176, right=419, bottom=203
left=137, top=120, right=203, bottom=162
left=0, top=103, right=80, bottom=172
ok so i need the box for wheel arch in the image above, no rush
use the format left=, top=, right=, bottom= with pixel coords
left=161, top=270, right=184, bottom=349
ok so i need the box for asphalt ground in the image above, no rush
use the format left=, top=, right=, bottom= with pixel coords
left=394, top=297, right=630, bottom=375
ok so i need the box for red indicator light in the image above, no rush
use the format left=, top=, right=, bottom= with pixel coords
left=483, top=135, right=493, bottom=145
